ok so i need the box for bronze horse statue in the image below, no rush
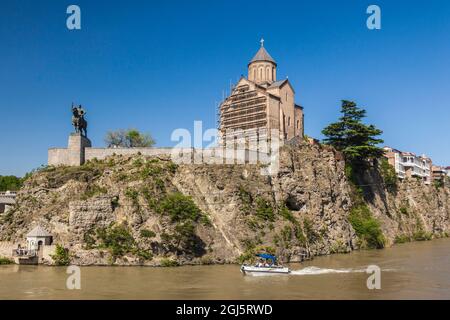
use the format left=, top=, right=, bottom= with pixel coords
left=71, top=105, right=88, bottom=137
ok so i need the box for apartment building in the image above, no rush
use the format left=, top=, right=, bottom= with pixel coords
left=432, top=166, right=448, bottom=181
left=383, top=147, right=433, bottom=184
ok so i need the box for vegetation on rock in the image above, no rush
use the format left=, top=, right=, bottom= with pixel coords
left=0, top=175, right=23, bottom=191
left=160, top=258, right=179, bottom=267
left=104, top=129, right=155, bottom=148
left=0, top=256, right=14, bottom=265
left=348, top=203, right=385, bottom=249
left=379, top=158, right=397, bottom=191
left=50, top=244, right=71, bottom=266
left=1, top=146, right=447, bottom=266
left=140, top=229, right=156, bottom=238
left=344, top=163, right=386, bottom=249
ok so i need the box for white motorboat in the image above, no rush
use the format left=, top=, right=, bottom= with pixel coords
left=240, top=253, right=291, bottom=275
left=240, top=264, right=291, bottom=275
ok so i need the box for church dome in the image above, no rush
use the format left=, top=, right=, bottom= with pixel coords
left=248, top=39, right=277, bottom=84
left=249, top=43, right=276, bottom=65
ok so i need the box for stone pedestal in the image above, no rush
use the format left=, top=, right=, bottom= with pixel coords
left=67, top=133, right=92, bottom=166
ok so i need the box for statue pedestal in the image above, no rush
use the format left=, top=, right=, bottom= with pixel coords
left=67, top=133, right=92, bottom=166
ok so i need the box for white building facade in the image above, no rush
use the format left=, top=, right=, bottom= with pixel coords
left=384, top=147, right=433, bottom=184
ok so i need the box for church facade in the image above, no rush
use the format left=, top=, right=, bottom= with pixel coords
left=219, top=40, right=304, bottom=144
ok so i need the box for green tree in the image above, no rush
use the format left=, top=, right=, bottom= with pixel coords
left=50, top=244, right=71, bottom=266
left=96, top=224, right=136, bottom=258
left=105, top=129, right=155, bottom=148
left=322, top=100, right=384, bottom=164
left=0, top=175, right=23, bottom=191
left=158, top=193, right=201, bottom=222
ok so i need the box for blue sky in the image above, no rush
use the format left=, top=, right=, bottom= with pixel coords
left=1, top=0, right=449, bottom=176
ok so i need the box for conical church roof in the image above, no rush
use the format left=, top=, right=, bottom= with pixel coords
left=27, top=225, right=52, bottom=237
left=249, top=40, right=276, bottom=65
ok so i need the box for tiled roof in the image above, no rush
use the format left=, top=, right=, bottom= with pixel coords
left=268, top=80, right=287, bottom=89
left=27, top=225, right=52, bottom=237
left=250, top=46, right=276, bottom=64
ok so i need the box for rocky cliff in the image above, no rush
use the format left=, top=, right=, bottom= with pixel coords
left=0, top=143, right=448, bottom=266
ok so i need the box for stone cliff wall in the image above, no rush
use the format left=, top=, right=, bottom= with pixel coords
left=3, top=143, right=449, bottom=265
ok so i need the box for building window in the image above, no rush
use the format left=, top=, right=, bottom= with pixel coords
left=285, top=92, right=288, bottom=101
left=288, top=117, right=291, bottom=126
left=297, top=120, right=299, bottom=129
left=253, top=69, right=256, bottom=80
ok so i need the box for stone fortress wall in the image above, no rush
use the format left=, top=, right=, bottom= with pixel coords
left=48, top=133, right=275, bottom=167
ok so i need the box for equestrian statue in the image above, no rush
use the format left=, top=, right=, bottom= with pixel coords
left=71, top=104, right=88, bottom=137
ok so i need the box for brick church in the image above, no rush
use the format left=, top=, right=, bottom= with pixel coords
left=219, top=40, right=304, bottom=144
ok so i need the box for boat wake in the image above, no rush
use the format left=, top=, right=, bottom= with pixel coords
left=244, top=266, right=396, bottom=277
left=290, top=266, right=367, bottom=275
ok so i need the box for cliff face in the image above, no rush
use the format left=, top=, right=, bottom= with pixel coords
left=0, top=143, right=448, bottom=265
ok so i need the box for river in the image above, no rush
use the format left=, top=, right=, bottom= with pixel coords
left=1, top=238, right=449, bottom=299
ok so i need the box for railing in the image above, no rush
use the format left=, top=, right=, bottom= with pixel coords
left=0, top=192, right=17, bottom=197
left=12, top=249, right=37, bottom=257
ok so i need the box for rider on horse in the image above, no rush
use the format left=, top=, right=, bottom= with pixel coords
left=71, top=104, right=88, bottom=137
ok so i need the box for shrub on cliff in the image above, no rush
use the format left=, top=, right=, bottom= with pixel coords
left=158, top=192, right=201, bottom=222
left=348, top=204, right=385, bottom=249
left=379, top=159, right=397, bottom=191
left=96, top=224, right=136, bottom=258
left=0, top=256, right=14, bottom=265
left=160, top=258, right=179, bottom=267
left=255, top=197, right=275, bottom=221
left=50, top=244, right=71, bottom=266
left=140, top=229, right=156, bottom=238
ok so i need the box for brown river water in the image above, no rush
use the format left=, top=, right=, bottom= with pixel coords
left=1, top=238, right=449, bottom=300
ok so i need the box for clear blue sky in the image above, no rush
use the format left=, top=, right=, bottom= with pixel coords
left=1, top=0, right=449, bottom=176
